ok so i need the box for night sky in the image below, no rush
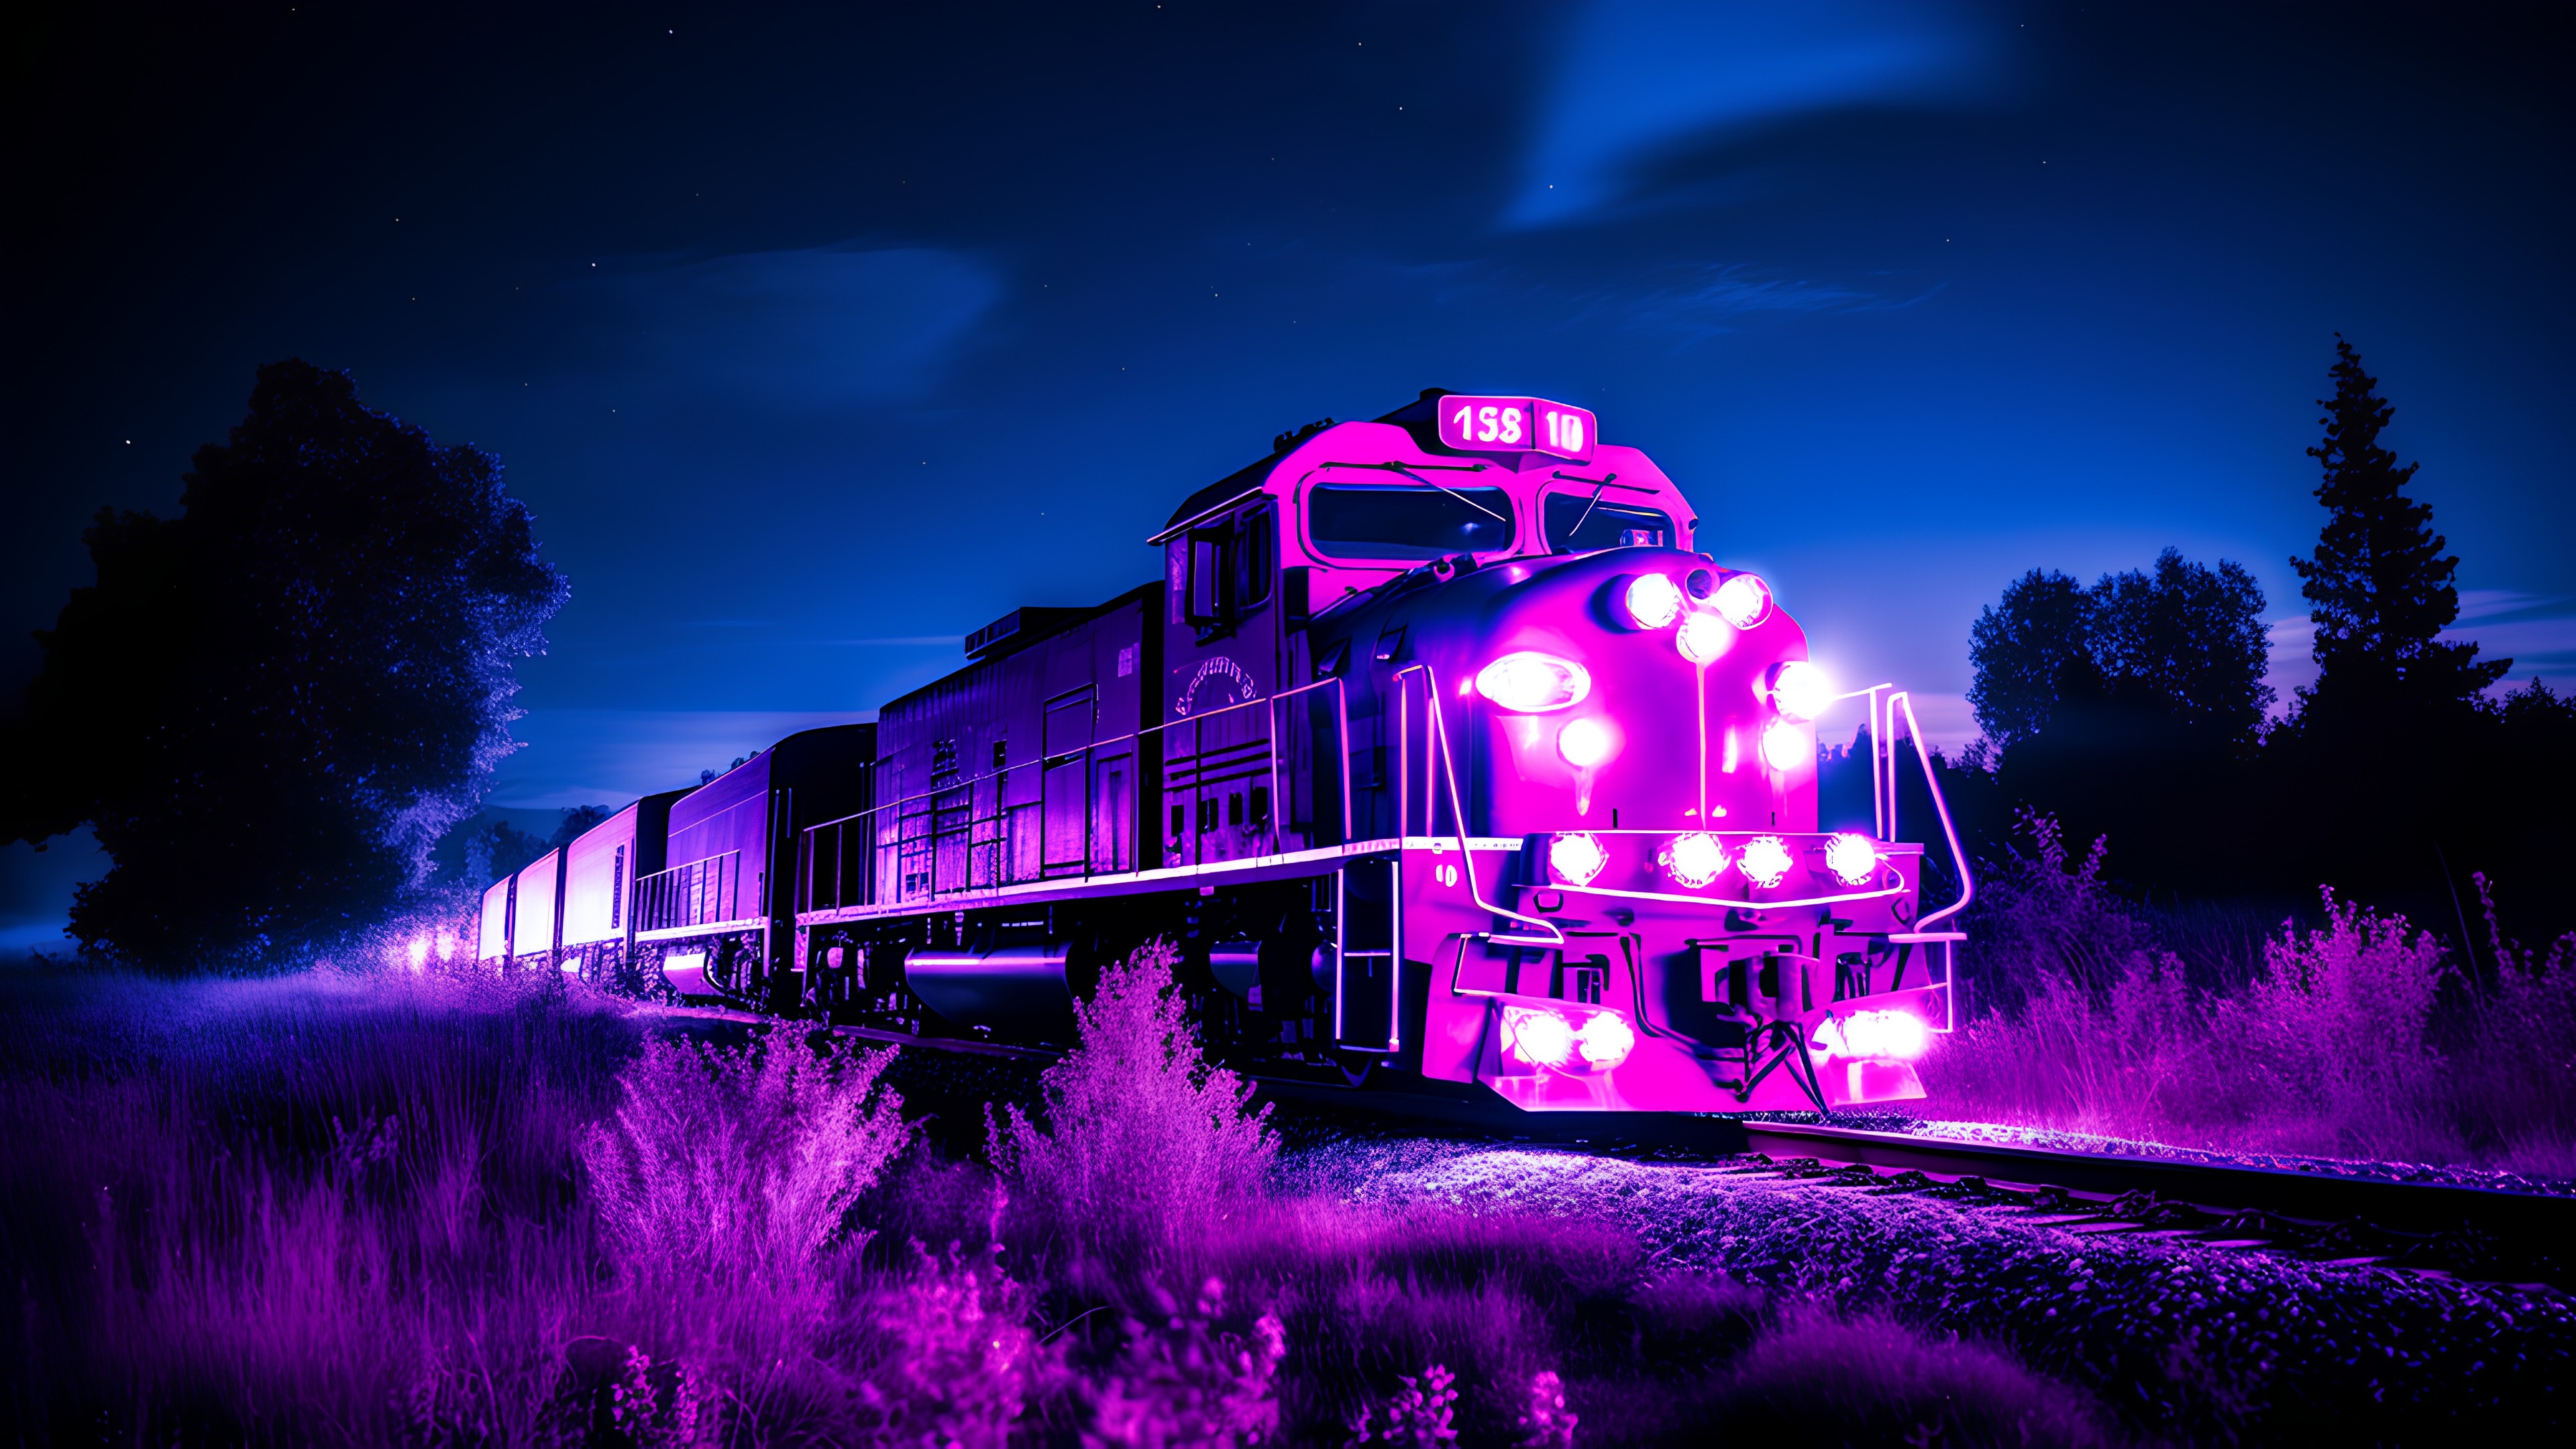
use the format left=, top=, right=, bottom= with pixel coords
left=5, top=2, right=2571, bottom=943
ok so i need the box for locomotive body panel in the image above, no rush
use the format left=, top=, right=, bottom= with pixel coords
left=849, top=586, right=1159, bottom=910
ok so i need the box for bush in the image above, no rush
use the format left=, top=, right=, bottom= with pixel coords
left=1924, top=820, right=2576, bottom=1170
left=991, top=941, right=1276, bottom=1280
left=1707, top=1307, right=2122, bottom=1447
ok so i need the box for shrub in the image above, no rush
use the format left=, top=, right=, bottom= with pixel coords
left=1084, top=1276, right=1285, bottom=1448
left=855, top=1238, right=1060, bottom=1449
left=1346, top=1364, right=1458, bottom=1448
left=991, top=941, right=1276, bottom=1279
left=581, top=1030, right=911, bottom=1358
left=1924, top=817, right=2576, bottom=1171
left=1708, top=1307, right=2121, bottom=1447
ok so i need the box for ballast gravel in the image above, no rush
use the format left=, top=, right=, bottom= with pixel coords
left=1297, top=1136, right=2572, bottom=1440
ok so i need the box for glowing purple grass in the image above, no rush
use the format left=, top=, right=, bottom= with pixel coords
left=3, top=955, right=2145, bottom=1445
left=1919, top=820, right=2576, bottom=1175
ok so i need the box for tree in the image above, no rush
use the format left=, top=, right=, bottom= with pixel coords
left=0, top=360, right=568, bottom=968
left=2290, top=336, right=2508, bottom=715
left=1967, top=569, right=2094, bottom=753
left=1966, top=549, right=2269, bottom=892
left=2090, top=548, right=2273, bottom=743
left=1968, top=551, right=2270, bottom=754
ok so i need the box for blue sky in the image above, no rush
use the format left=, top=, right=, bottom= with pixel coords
left=5, top=1, right=2571, bottom=939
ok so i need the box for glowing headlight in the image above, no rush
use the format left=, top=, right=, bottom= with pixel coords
left=1759, top=718, right=1809, bottom=772
left=1819, top=1009, right=1930, bottom=1061
left=1475, top=651, right=1591, bottom=712
left=1557, top=717, right=1616, bottom=768
left=1768, top=661, right=1832, bottom=722
left=1824, top=833, right=1878, bottom=887
left=1619, top=572, right=1684, bottom=629
left=1738, top=835, right=1793, bottom=888
left=1660, top=832, right=1727, bottom=889
left=1505, top=1006, right=1576, bottom=1067
left=1548, top=831, right=1609, bottom=886
left=1713, top=572, right=1774, bottom=629
left=1576, top=1011, right=1636, bottom=1068
left=1676, top=612, right=1732, bottom=664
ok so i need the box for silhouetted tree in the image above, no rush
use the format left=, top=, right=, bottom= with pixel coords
left=0, top=360, right=568, bottom=969
left=547, top=804, right=614, bottom=849
left=1965, top=550, right=2268, bottom=892
left=1968, top=569, right=2094, bottom=752
left=2290, top=336, right=2508, bottom=716
left=1969, top=551, right=2269, bottom=751
left=472, top=819, right=551, bottom=881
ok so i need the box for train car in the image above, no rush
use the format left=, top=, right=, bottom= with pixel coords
left=557, top=788, right=693, bottom=987
left=632, top=724, right=875, bottom=1004
left=476, top=873, right=513, bottom=965
left=507, top=847, right=564, bottom=971
left=785, top=390, right=1970, bottom=1114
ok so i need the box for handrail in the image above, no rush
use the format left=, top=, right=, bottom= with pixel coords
left=799, top=674, right=1354, bottom=910
left=1888, top=689, right=1973, bottom=930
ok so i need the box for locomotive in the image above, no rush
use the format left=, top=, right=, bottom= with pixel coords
left=476, top=389, right=1970, bottom=1112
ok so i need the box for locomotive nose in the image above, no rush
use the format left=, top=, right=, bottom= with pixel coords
left=1461, top=550, right=1815, bottom=836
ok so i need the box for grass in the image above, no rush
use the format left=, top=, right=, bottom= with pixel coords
left=1, top=949, right=2143, bottom=1446
left=1921, top=818, right=2576, bottom=1175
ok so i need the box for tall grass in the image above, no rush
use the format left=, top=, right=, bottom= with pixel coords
left=4, top=949, right=2137, bottom=1445
left=989, top=939, right=1276, bottom=1284
left=1924, top=820, right=2576, bottom=1171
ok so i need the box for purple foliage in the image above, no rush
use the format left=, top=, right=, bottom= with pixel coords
left=1926, top=818, right=2576, bottom=1172
left=990, top=940, right=1277, bottom=1279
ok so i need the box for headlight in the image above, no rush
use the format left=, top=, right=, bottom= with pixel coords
left=1619, top=572, right=1684, bottom=629
left=1819, top=1009, right=1930, bottom=1061
left=1824, top=833, right=1878, bottom=887
left=1713, top=572, right=1774, bottom=629
left=1737, top=835, right=1792, bottom=888
left=1660, top=832, right=1727, bottom=889
left=1548, top=831, right=1609, bottom=885
left=1759, top=718, right=1809, bottom=772
left=1768, top=661, right=1832, bottom=721
left=1557, top=717, right=1616, bottom=767
left=1505, top=1006, right=1575, bottom=1067
left=1576, top=1011, right=1635, bottom=1068
left=1475, top=651, right=1591, bottom=712
left=1676, top=612, right=1731, bottom=664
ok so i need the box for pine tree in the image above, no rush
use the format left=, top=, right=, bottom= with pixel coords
left=2290, top=337, right=2507, bottom=714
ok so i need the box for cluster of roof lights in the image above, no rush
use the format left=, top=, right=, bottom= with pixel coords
left=1548, top=830, right=1882, bottom=892
left=1471, top=566, right=1831, bottom=776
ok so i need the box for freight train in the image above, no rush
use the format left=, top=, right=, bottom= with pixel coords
left=474, top=390, right=1970, bottom=1112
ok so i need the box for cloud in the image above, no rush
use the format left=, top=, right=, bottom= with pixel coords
left=1600, top=262, right=1928, bottom=343
left=1507, top=0, right=2004, bottom=229
left=584, top=245, right=1002, bottom=407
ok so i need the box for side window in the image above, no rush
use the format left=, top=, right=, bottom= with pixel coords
left=1184, top=504, right=1276, bottom=633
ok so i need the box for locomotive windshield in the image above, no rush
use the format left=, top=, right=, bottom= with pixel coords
left=1545, top=492, right=1674, bottom=553
left=1307, top=482, right=1516, bottom=561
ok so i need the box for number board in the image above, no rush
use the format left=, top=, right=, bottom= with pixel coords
left=1435, top=395, right=1597, bottom=459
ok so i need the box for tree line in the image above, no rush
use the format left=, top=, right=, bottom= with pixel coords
left=1919, top=339, right=2575, bottom=947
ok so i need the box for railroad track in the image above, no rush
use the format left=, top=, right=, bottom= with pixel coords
left=647, top=1004, right=2576, bottom=1290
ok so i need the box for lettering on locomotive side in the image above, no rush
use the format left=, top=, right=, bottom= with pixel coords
left=1174, top=655, right=1260, bottom=717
